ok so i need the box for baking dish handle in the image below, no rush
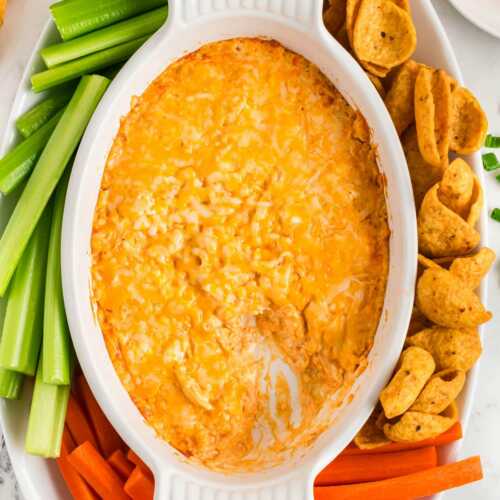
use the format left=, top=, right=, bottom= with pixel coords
left=167, top=0, right=324, bottom=30
left=155, top=473, right=313, bottom=500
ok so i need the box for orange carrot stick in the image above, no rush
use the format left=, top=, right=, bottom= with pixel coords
left=61, top=426, right=76, bottom=456
left=343, top=422, right=462, bottom=455
left=124, top=466, right=155, bottom=500
left=57, top=430, right=98, bottom=500
left=316, top=446, right=437, bottom=486
left=127, top=449, right=151, bottom=475
left=67, top=441, right=129, bottom=500
left=314, top=456, right=483, bottom=500
left=66, top=395, right=99, bottom=450
left=77, top=374, right=124, bottom=457
left=108, top=449, right=135, bottom=480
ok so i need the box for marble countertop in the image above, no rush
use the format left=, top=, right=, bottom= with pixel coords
left=0, top=1, right=499, bottom=498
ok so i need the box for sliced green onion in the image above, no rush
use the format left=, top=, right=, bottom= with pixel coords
left=15, top=85, right=74, bottom=138
left=42, top=172, right=72, bottom=385
left=492, top=208, right=500, bottom=222
left=482, top=152, right=500, bottom=171
left=0, top=75, right=110, bottom=297
left=31, top=36, right=147, bottom=92
left=0, top=205, right=52, bottom=376
left=485, top=134, right=500, bottom=148
left=42, top=7, right=167, bottom=68
left=0, top=110, right=64, bottom=195
left=50, top=0, right=166, bottom=41
left=0, top=368, right=24, bottom=399
left=25, top=356, right=70, bottom=457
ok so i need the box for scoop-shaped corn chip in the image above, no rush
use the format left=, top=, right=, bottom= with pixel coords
left=442, top=400, right=459, bottom=421
left=380, top=346, right=435, bottom=419
left=354, top=410, right=391, bottom=449
left=410, top=369, right=465, bottom=414
left=367, top=72, right=386, bottom=97
left=324, top=0, right=347, bottom=36
left=449, top=248, right=496, bottom=290
left=402, top=127, right=444, bottom=209
left=346, top=0, right=363, bottom=46
left=418, top=254, right=442, bottom=270
left=334, top=23, right=351, bottom=51
left=361, top=61, right=391, bottom=78
left=408, top=307, right=432, bottom=337
left=418, top=184, right=481, bottom=257
left=352, top=0, right=416, bottom=70
left=450, top=86, right=488, bottom=154
left=385, top=60, right=421, bottom=135
left=438, top=158, right=475, bottom=219
left=407, top=326, right=482, bottom=372
left=384, top=409, right=457, bottom=442
left=415, top=67, right=451, bottom=169
left=416, top=268, right=492, bottom=328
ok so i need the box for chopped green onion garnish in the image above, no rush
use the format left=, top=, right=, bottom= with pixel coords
left=492, top=208, right=500, bottom=222
left=482, top=152, right=500, bottom=171
left=485, top=134, right=500, bottom=148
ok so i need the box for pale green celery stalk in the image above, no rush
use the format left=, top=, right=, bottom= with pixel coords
left=42, top=172, right=71, bottom=385
left=0, top=368, right=23, bottom=399
left=15, top=85, right=74, bottom=138
left=50, top=0, right=166, bottom=40
left=31, top=36, right=147, bottom=92
left=0, top=110, right=64, bottom=195
left=0, top=204, right=52, bottom=375
left=0, top=75, right=110, bottom=297
left=25, top=357, right=70, bottom=457
left=41, top=7, right=167, bottom=68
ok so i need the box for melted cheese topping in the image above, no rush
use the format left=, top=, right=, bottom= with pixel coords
left=91, top=38, right=389, bottom=471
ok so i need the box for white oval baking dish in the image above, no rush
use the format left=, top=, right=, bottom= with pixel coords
left=61, top=1, right=418, bottom=498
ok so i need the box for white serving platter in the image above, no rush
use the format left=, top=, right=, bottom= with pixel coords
left=0, top=1, right=488, bottom=498
left=448, top=0, right=500, bottom=40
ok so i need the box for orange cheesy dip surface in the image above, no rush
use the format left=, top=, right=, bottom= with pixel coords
left=91, top=38, right=389, bottom=471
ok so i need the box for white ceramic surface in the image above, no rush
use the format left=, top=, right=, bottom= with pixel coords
left=61, top=1, right=416, bottom=499
left=1, top=1, right=497, bottom=499
left=448, top=0, right=500, bottom=40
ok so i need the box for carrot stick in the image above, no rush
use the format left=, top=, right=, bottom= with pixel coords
left=57, top=430, right=99, bottom=500
left=316, top=446, right=437, bottom=486
left=67, top=441, right=129, bottom=500
left=124, top=466, right=155, bottom=500
left=314, top=456, right=483, bottom=500
left=127, top=449, right=151, bottom=475
left=108, top=449, right=135, bottom=480
left=61, top=426, right=76, bottom=456
left=66, top=395, right=99, bottom=450
left=343, top=422, right=462, bottom=455
left=76, top=374, right=124, bottom=456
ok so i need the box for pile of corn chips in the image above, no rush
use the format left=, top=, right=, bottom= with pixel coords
left=323, top=0, right=495, bottom=447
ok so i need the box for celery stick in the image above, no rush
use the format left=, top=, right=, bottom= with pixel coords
left=15, top=85, right=74, bottom=138
left=42, top=7, right=167, bottom=68
left=0, top=75, right=110, bottom=297
left=25, top=357, right=70, bottom=457
left=51, top=0, right=166, bottom=40
left=101, top=63, right=123, bottom=80
left=0, top=204, right=52, bottom=375
left=0, top=110, right=64, bottom=195
left=0, top=368, right=23, bottom=399
left=42, top=172, right=71, bottom=385
left=32, top=36, right=147, bottom=92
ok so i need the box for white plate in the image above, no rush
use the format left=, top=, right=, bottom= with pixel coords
left=449, top=0, right=500, bottom=39
left=0, top=1, right=488, bottom=498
